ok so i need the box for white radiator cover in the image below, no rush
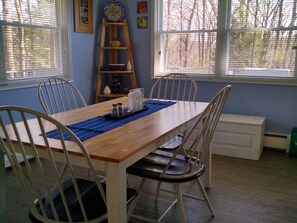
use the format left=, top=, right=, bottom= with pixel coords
left=211, top=114, right=266, bottom=160
left=4, top=153, right=33, bottom=168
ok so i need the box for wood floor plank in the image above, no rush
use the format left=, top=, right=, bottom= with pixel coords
left=3, top=149, right=297, bottom=223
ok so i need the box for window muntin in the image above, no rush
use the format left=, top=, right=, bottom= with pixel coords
left=0, top=0, right=69, bottom=89
left=154, top=0, right=297, bottom=84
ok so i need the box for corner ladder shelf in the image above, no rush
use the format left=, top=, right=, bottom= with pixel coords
left=95, top=18, right=137, bottom=102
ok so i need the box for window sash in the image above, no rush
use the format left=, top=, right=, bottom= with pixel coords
left=0, top=0, right=70, bottom=89
left=153, top=0, right=297, bottom=85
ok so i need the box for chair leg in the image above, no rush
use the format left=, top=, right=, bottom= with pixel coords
left=127, top=177, right=146, bottom=221
left=173, top=184, right=187, bottom=223
left=156, top=182, right=177, bottom=201
left=155, top=181, right=162, bottom=201
left=196, top=178, right=215, bottom=216
left=127, top=174, right=132, bottom=188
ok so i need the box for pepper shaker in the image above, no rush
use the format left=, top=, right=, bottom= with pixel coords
left=111, top=104, right=118, bottom=117
left=117, top=103, right=123, bottom=116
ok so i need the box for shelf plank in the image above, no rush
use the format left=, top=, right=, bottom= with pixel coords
left=103, top=47, right=128, bottom=50
left=96, top=18, right=137, bottom=103
left=99, top=70, right=134, bottom=74
left=98, top=94, right=128, bottom=98
left=104, top=22, right=125, bottom=26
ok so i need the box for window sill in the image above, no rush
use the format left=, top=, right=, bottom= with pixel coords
left=151, top=73, right=297, bottom=86
left=0, top=77, right=72, bottom=91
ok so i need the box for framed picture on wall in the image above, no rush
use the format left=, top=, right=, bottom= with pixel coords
left=137, top=16, right=148, bottom=29
left=137, top=1, right=147, bottom=14
left=74, top=0, right=93, bottom=34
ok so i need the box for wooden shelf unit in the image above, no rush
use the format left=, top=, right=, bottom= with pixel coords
left=96, top=18, right=137, bottom=102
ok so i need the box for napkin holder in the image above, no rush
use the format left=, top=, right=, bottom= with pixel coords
left=128, top=88, right=144, bottom=112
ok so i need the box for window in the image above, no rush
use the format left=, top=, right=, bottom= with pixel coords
left=0, top=0, right=70, bottom=89
left=153, top=0, right=297, bottom=85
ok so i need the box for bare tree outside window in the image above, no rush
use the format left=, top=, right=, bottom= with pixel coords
left=159, top=0, right=218, bottom=74
left=0, top=0, right=69, bottom=88
left=154, top=0, right=297, bottom=82
left=229, top=0, right=297, bottom=77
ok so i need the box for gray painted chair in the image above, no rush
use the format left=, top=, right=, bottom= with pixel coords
left=149, top=73, right=199, bottom=198
left=150, top=73, right=198, bottom=152
left=127, top=85, right=231, bottom=222
left=0, top=106, right=137, bottom=222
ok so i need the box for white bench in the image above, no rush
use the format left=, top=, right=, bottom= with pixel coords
left=211, top=114, right=265, bottom=160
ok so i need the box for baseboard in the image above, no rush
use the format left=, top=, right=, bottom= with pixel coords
left=264, top=132, right=290, bottom=153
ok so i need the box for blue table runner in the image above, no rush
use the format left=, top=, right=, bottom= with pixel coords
left=46, top=100, right=176, bottom=141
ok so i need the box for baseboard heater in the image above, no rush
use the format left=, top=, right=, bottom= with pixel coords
left=4, top=153, right=33, bottom=169
left=264, top=132, right=290, bottom=153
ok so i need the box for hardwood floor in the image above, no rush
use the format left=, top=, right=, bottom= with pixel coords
left=2, top=149, right=297, bottom=223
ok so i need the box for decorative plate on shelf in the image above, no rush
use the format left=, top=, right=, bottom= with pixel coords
left=104, top=1, right=125, bottom=22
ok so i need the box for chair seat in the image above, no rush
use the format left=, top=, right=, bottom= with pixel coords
left=127, top=150, right=204, bottom=183
left=29, top=178, right=137, bottom=222
left=158, top=134, right=183, bottom=150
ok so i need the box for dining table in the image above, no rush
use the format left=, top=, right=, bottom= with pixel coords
left=0, top=97, right=210, bottom=223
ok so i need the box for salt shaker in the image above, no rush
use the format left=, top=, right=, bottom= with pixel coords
left=117, top=103, right=123, bottom=116
left=111, top=104, right=118, bottom=117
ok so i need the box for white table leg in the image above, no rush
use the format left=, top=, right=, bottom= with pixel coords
left=106, top=162, right=127, bottom=223
left=0, top=150, right=5, bottom=220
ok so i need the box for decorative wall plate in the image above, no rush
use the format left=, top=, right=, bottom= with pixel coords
left=104, top=1, right=125, bottom=22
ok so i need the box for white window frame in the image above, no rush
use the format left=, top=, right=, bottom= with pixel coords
left=152, top=0, right=297, bottom=85
left=0, top=0, right=71, bottom=90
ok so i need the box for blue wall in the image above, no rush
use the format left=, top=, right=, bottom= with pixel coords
left=0, top=0, right=296, bottom=135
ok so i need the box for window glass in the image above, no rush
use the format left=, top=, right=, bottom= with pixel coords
left=157, top=0, right=218, bottom=75
left=228, top=0, right=296, bottom=78
left=154, top=0, right=297, bottom=84
left=0, top=0, right=70, bottom=89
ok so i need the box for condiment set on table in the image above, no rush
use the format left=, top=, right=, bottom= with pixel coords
left=111, top=103, right=124, bottom=117
left=106, top=88, right=145, bottom=119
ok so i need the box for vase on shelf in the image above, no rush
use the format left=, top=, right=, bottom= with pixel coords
left=127, top=60, right=132, bottom=71
left=103, top=85, right=111, bottom=95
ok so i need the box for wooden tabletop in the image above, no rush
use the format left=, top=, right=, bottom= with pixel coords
left=7, top=97, right=208, bottom=163
left=65, top=97, right=208, bottom=163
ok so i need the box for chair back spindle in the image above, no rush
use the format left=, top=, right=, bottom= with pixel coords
left=0, top=106, right=109, bottom=222
left=38, top=78, right=87, bottom=115
left=150, top=73, right=198, bottom=101
left=161, top=85, right=231, bottom=179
